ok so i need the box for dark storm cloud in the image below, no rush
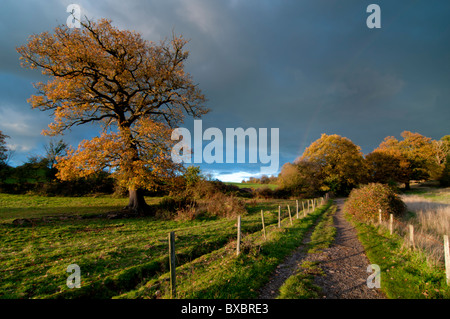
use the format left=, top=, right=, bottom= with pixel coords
left=0, top=0, right=449, bottom=179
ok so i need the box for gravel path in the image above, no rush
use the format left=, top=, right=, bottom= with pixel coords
left=310, top=199, right=385, bottom=299
left=258, top=199, right=385, bottom=299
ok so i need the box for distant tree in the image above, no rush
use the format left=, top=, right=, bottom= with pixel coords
left=12, top=155, right=50, bottom=184
left=298, top=134, right=366, bottom=195
left=44, top=139, right=68, bottom=169
left=440, top=154, right=450, bottom=187
left=277, top=163, right=303, bottom=191
left=259, top=175, right=269, bottom=184
left=184, top=166, right=202, bottom=187
left=17, top=18, right=207, bottom=214
left=365, top=151, right=405, bottom=185
left=0, top=131, right=10, bottom=165
left=436, top=135, right=450, bottom=187
left=432, top=135, right=450, bottom=179
left=0, top=131, right=12, bottom=182
left=278, top=160, right=322, bottom=197
left=375, top=131, right=437, bottom=189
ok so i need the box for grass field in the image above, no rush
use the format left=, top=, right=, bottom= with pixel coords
left=225, top=182, right=278, bottom=190
left=403, top=185, right=450, bottom=204
left=401, top=187, right=450, bottom=264
left=115, top=201, right=332, bottom=299
left=3, top=187, right=449, bottom=299
left=0, top=193, right=135, bottom=223
left=0, top=192, right=322, bottom=299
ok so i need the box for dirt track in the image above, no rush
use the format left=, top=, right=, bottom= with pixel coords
left=310, top=199, right=385, bottom=299
left=259, top=199, right=385, bottom=299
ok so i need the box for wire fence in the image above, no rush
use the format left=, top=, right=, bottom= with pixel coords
left=373, top=210, right=450, bottom=286
left=167, top=194, right=331, bottom=298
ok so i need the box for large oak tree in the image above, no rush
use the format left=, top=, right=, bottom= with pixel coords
left=375, top=131, right=437, bottom=190
left=17, top=18, right=208, bottom=214
left=298, top=134, right=366, bottom=195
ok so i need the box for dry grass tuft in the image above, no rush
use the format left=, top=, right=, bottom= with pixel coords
left=400, top=193, right=450, bottom=265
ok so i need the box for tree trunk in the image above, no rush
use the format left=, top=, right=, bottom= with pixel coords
left=405, top=181, right=411, bottom=190
left=126, top=188, right=152, bottom=215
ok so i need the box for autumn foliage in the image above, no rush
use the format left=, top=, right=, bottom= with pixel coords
left=344, top=183, right=406, bottom=223
left=297, top=134, right=366, bottom=195
left=277, top=131, right=449, bottom=198
left=17, top=18, right=208, bottom=214
left=373, top=132, right=438, bottom=189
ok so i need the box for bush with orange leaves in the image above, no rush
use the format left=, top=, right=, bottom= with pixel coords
left=344, top=183, right=406, bottom=223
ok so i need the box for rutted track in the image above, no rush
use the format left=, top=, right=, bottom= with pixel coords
left=258, top=204, right=333, bottom=299
left=308, top=199, right=385, bottom=299
left=259, top=199, right=386, bottom=299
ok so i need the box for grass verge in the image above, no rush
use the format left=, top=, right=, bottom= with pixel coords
left=346, top=212, right=450, bottom=299
left=307, top=205, right=337, bottom=254
left=277, top=261, right=324, bottom=299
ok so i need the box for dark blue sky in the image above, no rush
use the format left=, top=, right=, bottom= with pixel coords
left=1, top=0, right=449, bottom=182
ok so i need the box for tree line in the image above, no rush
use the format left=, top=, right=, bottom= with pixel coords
left=0, top=136, right=118, bottom=196
left=278, top=132, right=450, bottom=197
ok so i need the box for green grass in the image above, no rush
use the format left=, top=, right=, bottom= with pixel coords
left=226, top=182, right=278, bottom=190
left=277, top=203, right=337, bottom=299
left=0, top=193, right=139, bottom=223
left=277, top=261, right=324, bottom=299
left=1, top=193, right=315, bottom=299
left=307, top=205, right=337, bottom=254
left=115, top=201, right=333, bottom=299
left=347, top=212, right=450, bottom=299
left=402, top=186, right=450, bottom=203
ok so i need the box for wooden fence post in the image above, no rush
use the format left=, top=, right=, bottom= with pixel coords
left=261, top=210, right=266, bottom=240
left=378, top=209, right=382, bottom=225
left=288, top=205, right=293, bottom=226
left=409, top=224, right=415, bottom=249
left=296, top=200, right=299, bottom=219
left=278, top=206, right=281, bottom=228
left=169, top=231, right=176, bottom=299
left=389, top=214, right=393, bottom=235
left=444, top=235, right=449, bottom=286
left=302, top=201, right=306, bottom=217
left=237, top=215, right=241, bottom=256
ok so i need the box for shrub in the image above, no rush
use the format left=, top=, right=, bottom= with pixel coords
left=344, top=183, right=406, bottom=222
left=199, top=192, right=246, bottom=218
left=254, top=187, right=275, bottom=199
left=157, top=191, right=246, bottom=220
left=155, top=195, right=197, bottom=219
